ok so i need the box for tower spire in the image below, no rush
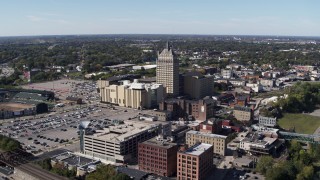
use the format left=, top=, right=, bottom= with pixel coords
left=166, top=41, right=169, bottom=50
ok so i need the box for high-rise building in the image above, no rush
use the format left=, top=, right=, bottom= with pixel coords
left=156, top=42, right=179, bottom=97
left=183, top=71, right=214, bottom=99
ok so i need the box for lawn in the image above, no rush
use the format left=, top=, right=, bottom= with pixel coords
left=278, top=113, right=320, bottom=134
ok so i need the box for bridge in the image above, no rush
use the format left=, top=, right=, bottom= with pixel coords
left=279, top=131, right=320, bottom=144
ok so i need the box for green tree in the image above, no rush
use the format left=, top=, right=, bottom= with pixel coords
left=296, top=166, right=314, bottom=180
left=86, top=164, right=130, bottom=180
left=256, top=156, right=274, bottom=175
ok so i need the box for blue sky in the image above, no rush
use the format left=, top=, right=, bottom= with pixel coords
left=0, top=0, right=319, bottom=36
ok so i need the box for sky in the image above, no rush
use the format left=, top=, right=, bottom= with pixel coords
left=0, top=0, right=320, bottom=37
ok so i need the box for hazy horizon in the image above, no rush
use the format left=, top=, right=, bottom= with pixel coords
left=1, top=0, right=320, bottom=37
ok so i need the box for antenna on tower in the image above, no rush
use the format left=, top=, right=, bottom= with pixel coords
left=166, top=41, right=169, bottom=50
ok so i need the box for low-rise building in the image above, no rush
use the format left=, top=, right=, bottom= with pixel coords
left=186, top=130, right=227, bottom=156
left=50, top=152, right=101, bottom=177
left=259, top=79, right=275, bottom=88
left=221, top=69, right=233, bottom=79
left=229, top=79, right=246, bottom=87
left=177, top=143, right=213, bottom=180
left=258, top=116, right=277, bottom=127
left=199, top=118, right=222, bottom=134
left=138, top=137, right=179, bottom=177
left=233, top=106, right=252, bottom=122
left=149, top=110, right=172, bottom=121
left=239, top=134, right=284, bottom=156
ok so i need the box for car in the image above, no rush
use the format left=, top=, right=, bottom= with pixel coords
left=28, top=137, right=33, bottom=140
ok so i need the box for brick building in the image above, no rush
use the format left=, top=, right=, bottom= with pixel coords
left=138, top=137, right=179, bottom=177
left=199, top=118, right=222, bottom=134
left=159, top=97, right=216, bottom=121
left=177, top=143, right=213, bottom=180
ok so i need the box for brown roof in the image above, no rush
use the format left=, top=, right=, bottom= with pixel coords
left=0, top=103, right=35, bottom=111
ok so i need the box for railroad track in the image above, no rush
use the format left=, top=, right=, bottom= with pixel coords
left=17, top=163, right=67, bottom=180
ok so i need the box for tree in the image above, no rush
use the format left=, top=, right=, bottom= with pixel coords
left=86, top=164, right=130, bottom=180
left=296, top=166, right=314, bottom=180
left=256, top=156, right=274, bottom=175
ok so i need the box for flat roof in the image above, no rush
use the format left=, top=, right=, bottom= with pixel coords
left=183, top=143, right=212, bottom=156
left=141, top=137, right=177, bottom=149
left=187, top=130, right=227, bottom=139
left=0, top=103, right=35, bottom=111
left=107, top=64, right=135, bottom=68
left=85, top=120, right=169, bottom=142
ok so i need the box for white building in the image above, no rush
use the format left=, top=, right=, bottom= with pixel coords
left=221, top=69, right=233, bottom=79
left=258, top=116, right=277, bottom=127
left=246, top=83, right=263, bottom=93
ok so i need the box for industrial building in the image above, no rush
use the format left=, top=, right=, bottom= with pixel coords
left=177, top=143, right=213, bottom=180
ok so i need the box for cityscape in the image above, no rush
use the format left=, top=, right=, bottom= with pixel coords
left=1, top=1, right=320, bottom=180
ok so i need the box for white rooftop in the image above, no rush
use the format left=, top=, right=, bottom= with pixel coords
left=184, top=143, right=212, bottom=156
left=187, top=130, right=227, bottom=139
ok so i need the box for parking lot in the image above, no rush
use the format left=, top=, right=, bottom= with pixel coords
left=0, top=103, right=145, bottom=155
left=21, top=79, right=100, bottom=102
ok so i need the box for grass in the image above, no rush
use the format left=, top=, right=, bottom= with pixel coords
left=278, top=113, right=320, bottom=134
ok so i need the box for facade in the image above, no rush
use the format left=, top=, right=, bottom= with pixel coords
left=186, top=130, right=227, bottom=156
left=221, top=69, right=233, bottom=79
left=229, top=79, right=246, bottom=87
left=233, top=106, right=252, bottom=122
left=258, top=116, right=277, bottom=127
left=259, top=79, right=275, bottom=88
left=156, top=42, right=179, bottom=97
left=246, top=83, right=263, bottom=93
left=99, top=79, right=164, bottom=109
left=177, top=143, right=213, bottom=180
left=83, top=120, right=171, bottom=163
left=199, top=118, right=222, bottom=134
left=138, top=137, right=179, bottom=177
left=183, top=72, right=214, bottom=99
left=159, top=97, right=216, bottom=121
left=150, top=110, right=172, bottom=121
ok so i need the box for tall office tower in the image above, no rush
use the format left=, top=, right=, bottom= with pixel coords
left=156, top=42, right=179, bottom=97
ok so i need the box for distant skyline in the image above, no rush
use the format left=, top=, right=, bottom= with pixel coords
left=1, top=0, right=320, bottom=37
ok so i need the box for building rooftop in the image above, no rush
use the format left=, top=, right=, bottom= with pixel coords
left=187, top=130, right=227, bottom=139
left=182, top=143, right=212, bottom=156
left=234, top=106, right=251, bottom=112
left=52, top=152, right=97, bottom=167
left=106, top=64, right=135, bottom=69
left=241, top=133, right=277, bottom=146
left=141, top=137, right=177, bottom=149
left=85, top=120, right=169, bottom=143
